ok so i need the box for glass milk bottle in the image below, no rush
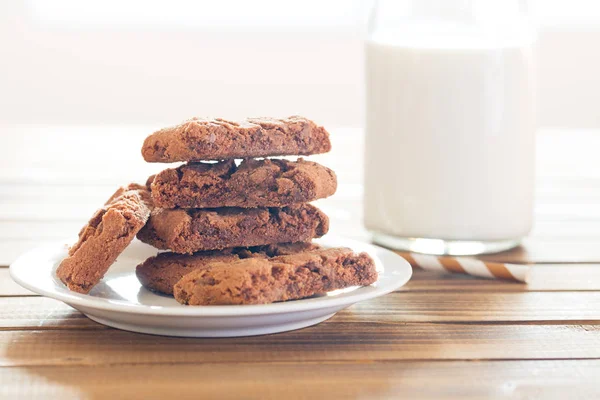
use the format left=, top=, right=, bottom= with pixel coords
left=364, top=0, right=536, bottom=255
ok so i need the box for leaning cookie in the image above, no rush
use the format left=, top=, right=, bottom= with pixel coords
left=136, top=242, right=320, bottom=295
left=173, top=247, right=378, bottom=305
left=56, top=184, right=153, bottom=294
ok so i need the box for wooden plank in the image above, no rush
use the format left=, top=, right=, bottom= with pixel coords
left=1, top=264, right=599, bottom=298
left=2, top=264, right=600, bottom=297
left=405, top=265, right=600, bottom=292
left=0, top=298, right=93, bottom=330
left=474, top=237, right=600, bottom=264
left=0, top=270, right=34, bottom=296
left=532, top=220, right=600, bottom=238
left=3, top=292, right=600, bottom=332
left=4, top=236, right=600, bottom=266
left=1, top=360, right=600, bottom=399
left=5, top=214, right=600, bottom=241
left=0, top=240, right=65, bottom=267
left=357, top=291, right=600, bottom=322
left=5, top=234, right=600, bottom=268
left=2, top=324, right=600, bottom=367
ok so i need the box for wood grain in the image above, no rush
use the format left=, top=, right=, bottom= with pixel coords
left=3, top=294, right=600, bottom=331
left=2, top=324, right=600, bottom=367
left=2, top=360, right=600, bottom=400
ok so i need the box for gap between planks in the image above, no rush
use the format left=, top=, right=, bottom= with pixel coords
left=2, top=358, right=600, bottom=370
left=2, top=320, right=600, bottom=333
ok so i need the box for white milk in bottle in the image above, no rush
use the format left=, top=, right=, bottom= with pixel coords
left=364, top=1, right=536, bottom=255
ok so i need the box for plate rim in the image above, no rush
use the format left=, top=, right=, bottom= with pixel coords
left=9, top=235, right=412, bottom=317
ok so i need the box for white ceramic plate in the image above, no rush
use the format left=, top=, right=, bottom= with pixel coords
left=10, top=236, right=412, bottom=337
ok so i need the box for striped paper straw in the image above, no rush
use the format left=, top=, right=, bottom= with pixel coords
left=399, top=253, right=530, bottom=283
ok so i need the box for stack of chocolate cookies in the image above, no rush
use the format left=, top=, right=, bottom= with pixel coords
left=56, top=116, right=378, bottom=305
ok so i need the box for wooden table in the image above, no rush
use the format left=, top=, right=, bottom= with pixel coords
left=2, top=125, right=600, bottom=399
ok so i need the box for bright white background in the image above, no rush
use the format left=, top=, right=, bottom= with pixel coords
left=0, top=0, right=599, bottom=129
